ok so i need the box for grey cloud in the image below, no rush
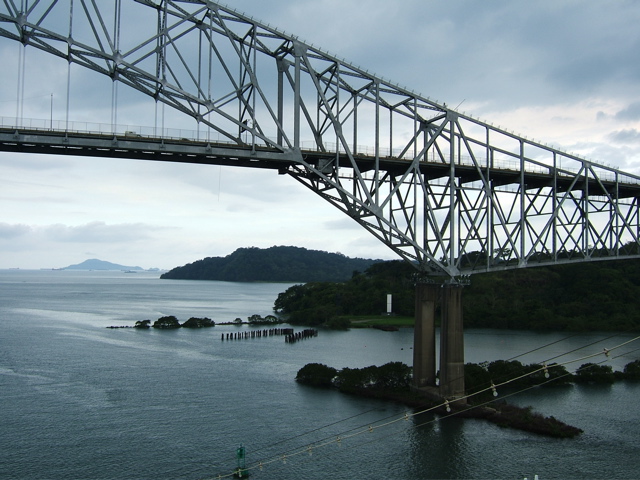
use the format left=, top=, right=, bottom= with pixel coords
left=46, top=222, right=156, bottom=243
left=12, top=0, right=636, bottom=130
left=566, top=140, right=640, bottom=172
left=282, top=1, right=640, bottom=110
left=615, top=102, right=640, bottom=121
left=609, top=129, right=640, bottom=144
left=324, top=217, right=362, bottom=231
left=0, top=223, right=32, bottom=239
left=440, top=2, right=637, bottom=106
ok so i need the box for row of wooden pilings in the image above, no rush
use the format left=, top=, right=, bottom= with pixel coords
left=221, top=327, right=294, bottom=341
left=285, top=328, right=318, bottom=343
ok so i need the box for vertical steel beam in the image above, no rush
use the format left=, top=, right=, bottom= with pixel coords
left=584, top=166, right=590, bottom=257
left=352, top=94, right=358, bottom=156
left=519, top=139, right=525, bottom=264
left=389, top=107, right=393, bottom=157
left=615, top=171, right=620, bottom=253
left=486, top=128, right=493, bottom=270
left=251, top=28, right=257, bottom=149
left=196, top=18, right=202, bottom=138
left=374, top=80, right=380, bottom=204
left=553, top=152, right=558, bottom=261
left=277, top=59, right=284, bottom=146
left=65, top=0, right=73, bottom=132
left=335, top=63, right=340, bottom=165
left=293, top=41, right=302, bottom=150
left=111, top=0, right=122, bottom=132
left=449, top=115, right=456, bottom=268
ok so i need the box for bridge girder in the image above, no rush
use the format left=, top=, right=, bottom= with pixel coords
left=1, top=0, right=640, bottom=277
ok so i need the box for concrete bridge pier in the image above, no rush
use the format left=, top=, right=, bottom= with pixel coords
left=412, top=283, right=438, bottom=388
left=412, top=282, right=466, bottom=402
left=439, top=284, right=466, bottom=401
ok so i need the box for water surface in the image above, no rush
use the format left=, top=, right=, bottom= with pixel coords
left=1, top=270, right=638, bottom=479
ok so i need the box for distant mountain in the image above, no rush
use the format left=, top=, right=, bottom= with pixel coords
left=63, top=259, right=143, bottom=271
left=160, top=246, right=382, bottom=282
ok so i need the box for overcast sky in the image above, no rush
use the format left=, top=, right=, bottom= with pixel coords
left=1, top=0, right=639, bottom=270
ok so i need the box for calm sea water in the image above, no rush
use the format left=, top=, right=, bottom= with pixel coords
left=1, top=270, right=639, bottom=480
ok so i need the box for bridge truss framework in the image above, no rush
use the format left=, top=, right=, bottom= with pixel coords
left=1, top=0, right=640, bottom=278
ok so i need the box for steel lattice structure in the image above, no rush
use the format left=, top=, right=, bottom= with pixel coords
left=2, top=0, right=640, bottom=278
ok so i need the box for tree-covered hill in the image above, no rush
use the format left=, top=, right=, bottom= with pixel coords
left=464, top=261, right=640, bottom=331
left=160, top=246, right=381, bottom=282
left=274, top=259, right=640, bottom=331
left=274, top=260, right=416, bottom=326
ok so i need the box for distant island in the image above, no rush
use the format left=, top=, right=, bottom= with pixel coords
left=160, top=246, right=382, bottom=282
left=63, top=259, right=144, bottom=271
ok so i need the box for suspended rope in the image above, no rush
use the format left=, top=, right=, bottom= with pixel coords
left=201, top=334, right=640, bottom=480
left=247, top=407, right=382, bottom=458
left=505, top=332, right=582, bottom=362
left=447, top=329, right=639, bottom=402
left=543, top=332, right=623, bottom=364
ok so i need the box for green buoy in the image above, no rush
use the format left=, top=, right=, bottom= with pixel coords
left=233, top=444, right=249, bottom=478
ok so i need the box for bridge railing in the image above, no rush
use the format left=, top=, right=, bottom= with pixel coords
left=0, top=116, right=240, bottom=146
left=2, top=116, right=636, bottom=187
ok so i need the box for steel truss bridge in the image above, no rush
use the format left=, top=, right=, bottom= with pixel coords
left=2, top=0, right=640, bottom=279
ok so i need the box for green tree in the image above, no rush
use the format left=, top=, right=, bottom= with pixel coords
left=575, top=363, right=615, bottom=384
left=334, top=366, right=377, bottom=393
left=624, top=360, right=640, bottom=380
left=153, top=315, right=181, bottom=329
left=464, top=362, right=493, bottom=403
left=296, top=363, right=338, bottom=387
left=182, top=317, right=215, bottom=328
left=247, top=314, right=264, bottom=323
left=273, top=255, right=640, bottom=331
left=332, top=363, right=412, bottom=393
left=373, top=362, right=412, bottom=389
left=274, top=261, right=416, bottom=325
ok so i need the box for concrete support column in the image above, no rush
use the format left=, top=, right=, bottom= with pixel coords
left=439, top=285, right=465, bottom=400
left=412, top=283, right=438, bottom=388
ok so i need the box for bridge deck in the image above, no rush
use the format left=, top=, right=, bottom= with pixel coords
left=2, top=126, right=639, bottom=199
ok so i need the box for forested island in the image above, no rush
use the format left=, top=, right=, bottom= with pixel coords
left=159, top=244, right=640, bottom=331
left=126, top=249, right=640, bottom=437
left=275, top=259, right=640, bottom=331
left=296, top=359, right=640, bottom=438
left=110, top=314, right=282, bottom=329
left=160, top=246, right=380, bottom=282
